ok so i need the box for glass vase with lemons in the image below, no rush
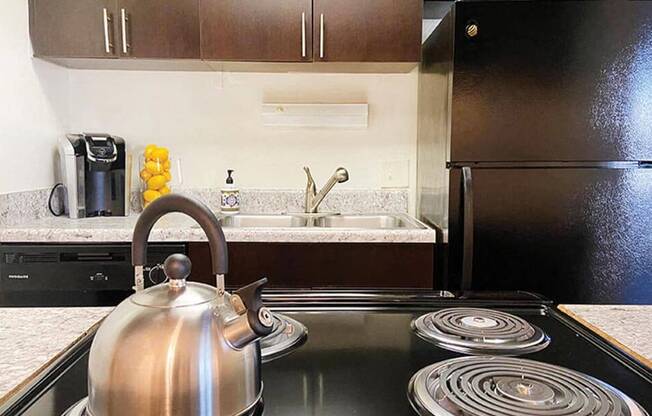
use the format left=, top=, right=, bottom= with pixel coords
left=139, top=144, right=173, bottom=208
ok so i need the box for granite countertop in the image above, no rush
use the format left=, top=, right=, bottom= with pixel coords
left=559, top=304, right=652, bottom=368
left=0, top=307, right=113, bottom=406
left=0, top=213, right=436, bottom=244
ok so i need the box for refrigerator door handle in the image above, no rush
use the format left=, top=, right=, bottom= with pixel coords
left=461, top=166, right=474, bottom=290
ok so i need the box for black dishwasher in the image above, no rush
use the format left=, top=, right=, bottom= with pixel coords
left=0, top=244, right=185, bottom=306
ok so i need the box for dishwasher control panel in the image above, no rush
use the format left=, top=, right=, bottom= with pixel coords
left=0, top=243, right=186, bottom=306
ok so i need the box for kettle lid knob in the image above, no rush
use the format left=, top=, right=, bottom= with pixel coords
left=163, top=254, right=192, bottom=287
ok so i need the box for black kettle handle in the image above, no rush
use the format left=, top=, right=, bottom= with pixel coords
left=132, top=194, right=228, bottom=276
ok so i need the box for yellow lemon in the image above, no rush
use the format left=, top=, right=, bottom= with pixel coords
left=159, top=186, right=171, bottom=195
left=147, top=175, right=167, bottom=190
left=144, top=144, right=157, bottom=160
left=163, top=171, right=172, bottom=181
left=163, top=159, right=171, bottom=171
left=143, top=189, right=161, bottom=202
left=139, top=168, right=152, bottom=181
left=145, top=160, right=163, bottom=175
left=151, top=147, right=169, bottom=162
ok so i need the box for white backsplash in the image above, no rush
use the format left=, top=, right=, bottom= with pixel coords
left=66, top=70, right=418, bottom=208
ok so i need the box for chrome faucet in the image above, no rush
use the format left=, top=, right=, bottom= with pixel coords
left=303, top=167, right=349, bottom=213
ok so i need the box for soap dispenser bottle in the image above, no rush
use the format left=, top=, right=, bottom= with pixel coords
left=221, top=169, right=240, bottom=214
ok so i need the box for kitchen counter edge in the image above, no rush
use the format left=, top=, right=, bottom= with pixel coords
left=0, top=218, right=436, bottom=244
left=558, top=304, right=652, bottom=369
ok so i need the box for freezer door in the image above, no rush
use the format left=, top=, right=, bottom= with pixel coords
left=448, top=167, right=652, bottom=304
left=451, top=1, right=652, bottom=162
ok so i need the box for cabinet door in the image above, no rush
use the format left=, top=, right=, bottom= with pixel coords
left=313, top=0, right=422, bottom=62
left=200, top=0, right=312, bottom=62
left=117, top=0, right=200, bottom=58
left=188, top=242, right=434, bottom=288
left=30, top=0, right=118, bottom=58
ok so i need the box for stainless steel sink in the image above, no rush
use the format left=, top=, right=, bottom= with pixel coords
left=220, top=214, right=307, bottom=228
left=315, top=214, right=425, bottom=229
left=194, top=213, right=426, bottom=229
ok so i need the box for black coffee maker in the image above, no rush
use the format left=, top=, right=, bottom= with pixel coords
left=58, top=134, right=128, bottom=218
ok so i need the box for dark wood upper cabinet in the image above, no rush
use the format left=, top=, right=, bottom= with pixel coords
left=30, top=0, right=422, bottom=67
left=200, top=0, right=312, bottom=62
left=30, top=0, right=199, bottom=60
left=29, top=0, right=118, bottom=58
left=313, top=0, right=422, bottom=62
left=117, top=0, right=200, bottom=59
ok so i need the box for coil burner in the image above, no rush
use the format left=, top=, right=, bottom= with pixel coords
left=408, top=356, right=648, bottom=416
left=412, top=308, right=550, bottom=355
left=260, top=313, right=308, bottom=363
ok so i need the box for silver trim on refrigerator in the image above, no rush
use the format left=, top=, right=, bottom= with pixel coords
left=461, top=166, right=474, bottom=290
left=301, top=12, right=307, bottom=58
left=121, top=8, right=129, bottom=54
left=102, top=8, right=113, bottom=54
left=319, top=14, right=325, bottom=59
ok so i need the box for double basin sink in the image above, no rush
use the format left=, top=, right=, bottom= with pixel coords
left=203, top=213, right=426, bottom=230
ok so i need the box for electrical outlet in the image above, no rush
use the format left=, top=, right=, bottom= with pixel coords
left=381, top=160, right=409, bottom=188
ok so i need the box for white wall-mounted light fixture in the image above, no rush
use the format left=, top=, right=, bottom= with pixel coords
left=262, top=103, right=368, bottom=128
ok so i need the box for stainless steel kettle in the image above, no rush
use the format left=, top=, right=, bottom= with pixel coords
left=86, top=194, right=273, bottom=416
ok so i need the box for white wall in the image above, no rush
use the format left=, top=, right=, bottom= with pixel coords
left=1, top=0, right=419, bottom=211
left=0, top=0, right=68, bottom=194
left=67, top=70, right=418, bottom=200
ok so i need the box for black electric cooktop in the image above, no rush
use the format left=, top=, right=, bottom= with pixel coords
left=2, top=292, right=650, bottom=416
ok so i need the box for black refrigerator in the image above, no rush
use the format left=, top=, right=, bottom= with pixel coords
left=418, top=1, right=652, bottom=304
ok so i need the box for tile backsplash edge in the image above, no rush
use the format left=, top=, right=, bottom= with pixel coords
left=1, top=188, right=408, bottom=226
left=0, top=189, right=54, bottom=227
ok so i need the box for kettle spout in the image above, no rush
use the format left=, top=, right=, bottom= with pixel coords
left=224, top=278, right=273, bottom=349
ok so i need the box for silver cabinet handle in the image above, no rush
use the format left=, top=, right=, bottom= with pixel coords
left=301, top=12, right=306, bottom=58
left=120, top=8, right=129, bottom=54
left=319, top=13, right=324, bottom=59
left=102, top=8, right=113, bottom=54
